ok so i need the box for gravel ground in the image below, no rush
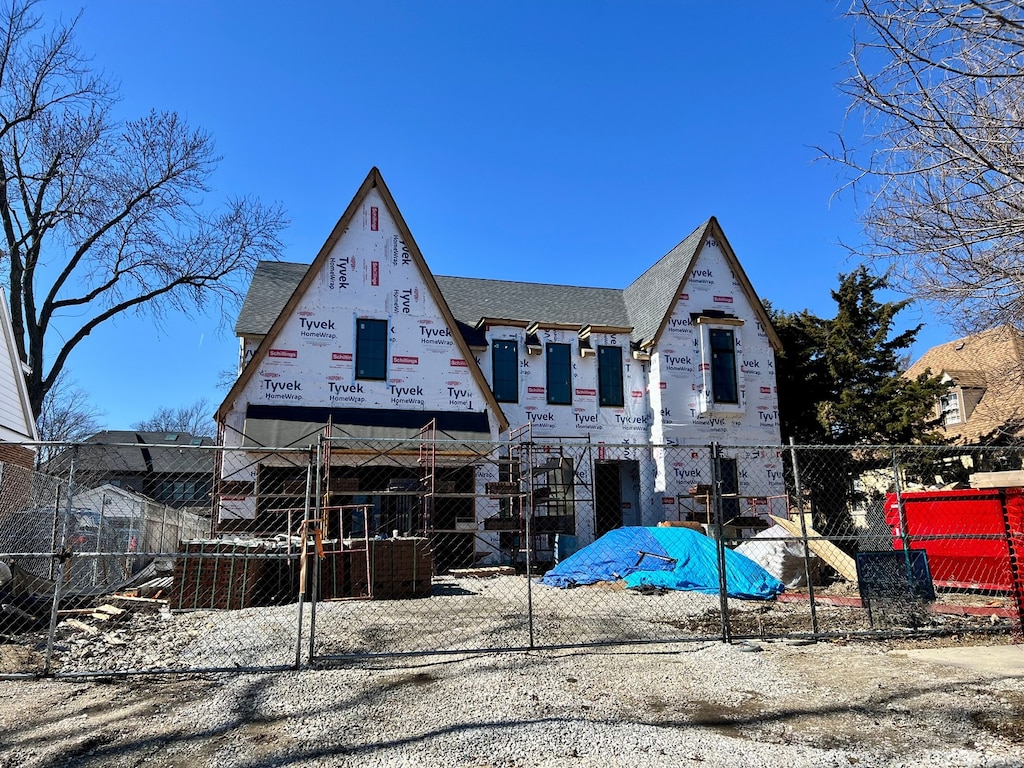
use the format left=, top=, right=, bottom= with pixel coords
left=2, top=638, right=1024, bottom=767
left=2, top=575, right=1021, bottom=766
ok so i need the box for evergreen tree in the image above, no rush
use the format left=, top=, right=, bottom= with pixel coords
left=767, top=268, right=947, bottom=545
left=769, top=268, right=946, bottom=446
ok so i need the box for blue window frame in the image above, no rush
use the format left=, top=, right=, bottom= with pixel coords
left=597, top=346, right=624, bottom=407
left=356, top=318, right=388, bottom=380
left=709, top=328, right=738, bottom=404
left=546, top=343, right=572, bottom=405
left=492, top=340, right=518, bottom=403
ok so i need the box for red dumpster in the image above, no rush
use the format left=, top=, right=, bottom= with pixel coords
left=884, top=487, right=1024, bottom=591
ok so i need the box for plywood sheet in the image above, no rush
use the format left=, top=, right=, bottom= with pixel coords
left=769, top=514, right=858, bottom=582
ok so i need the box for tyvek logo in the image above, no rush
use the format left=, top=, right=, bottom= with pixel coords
left=262, top=379, right=303, bottom=401
left=392, top=237, right=412, bottom=267
left=690, top=269, right=714, bottom=286
left=300, top=318, right=336, bottom=341
left=672, top=464, right=702, bottom=480
left=393, top=287, right=419, bottom=314
left=391, top=385, right=423, bottom=396
left=663, top=351, right=693, bottom=370
left=328, top=256, right=353, bottom=290
left=421, top=326, right=450, bottom=337
left=447, top=386, right=474, bottom=409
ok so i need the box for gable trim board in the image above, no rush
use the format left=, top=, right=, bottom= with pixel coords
left=216, top=167, right=510, bottom=435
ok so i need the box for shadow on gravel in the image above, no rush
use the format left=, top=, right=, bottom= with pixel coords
left=6, top=672, right=1017, bottom=768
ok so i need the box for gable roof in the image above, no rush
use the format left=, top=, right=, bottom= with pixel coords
left=624, top=217, right=781, bottom=350
left=217, top=167, right=509, bottom=432
left=906, top=325, right=1024, bottom=444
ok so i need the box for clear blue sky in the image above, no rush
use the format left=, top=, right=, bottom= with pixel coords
left=48, top=0, right=952, bottom=431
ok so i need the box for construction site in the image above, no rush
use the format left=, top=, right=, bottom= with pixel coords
left=0, top=437, right=1020, bottom=678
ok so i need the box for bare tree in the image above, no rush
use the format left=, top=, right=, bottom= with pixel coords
left=131, top=398, right=214, bottom=438
left=830, top=1, right=1024, bottom=332
left=0, top=0, right=286, bottom=416
left=34, top=368, right=104, bottom=466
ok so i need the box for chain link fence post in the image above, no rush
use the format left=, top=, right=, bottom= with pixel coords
left=295, top=446, right=315, bottom=669
left=43, top=446, right=76, bottom=676
left=525, top=437, right=535, bottom=650
left=891, top=447, right=912, bottom=556
left=710, top=442, right=731, bottom=644
left=788, top=439, right=818, bottom=634
left=308, top=435, right=325, bottom=665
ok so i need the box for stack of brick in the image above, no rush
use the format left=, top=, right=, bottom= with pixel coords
left=322, top=538, right=432, bottom=599
left=172, top=540, right=293, bottom=610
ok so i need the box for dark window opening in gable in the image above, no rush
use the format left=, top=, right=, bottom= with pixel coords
left=546, top=343, right=572, bottom=405
left=598, top=346, right=624, bottom=407
left=356, top=318, right=388, bottom=380
left=492, top=339, right=519, bottom=403
left=710, top=328, right=738, bottom=405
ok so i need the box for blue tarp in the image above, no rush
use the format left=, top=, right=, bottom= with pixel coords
left=539, top=526, right=785, bottom=600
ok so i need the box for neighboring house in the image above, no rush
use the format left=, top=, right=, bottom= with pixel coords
left=0, top=288, right=38, bottom=469
left=46, top=430, right=216, bottom=513
left=905, top=326, right=1024, bottom=445
left=215, top=168, right=785, bottom=564
left=0, top=288, right=39, bottom=553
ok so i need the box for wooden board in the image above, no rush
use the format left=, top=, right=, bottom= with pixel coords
left=769, top=514, right=859, bottom=582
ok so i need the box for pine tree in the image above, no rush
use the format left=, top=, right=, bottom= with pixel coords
left=770, top=268, right=946, bottom=446
left=767, top=268, right=947, bottom=544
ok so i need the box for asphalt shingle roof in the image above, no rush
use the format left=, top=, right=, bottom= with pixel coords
left=623, top=222, right=707, bottom=345
left=434, top=276, right=630, bottom=329
left=905, top=326, right=1024, bottom=444
left=236, top=261, right=309, bottom=336
left=234, top=224, right=709, bottom=346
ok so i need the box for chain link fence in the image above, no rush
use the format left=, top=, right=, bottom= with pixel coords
left=1, top=436, right=1019, bottom=677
